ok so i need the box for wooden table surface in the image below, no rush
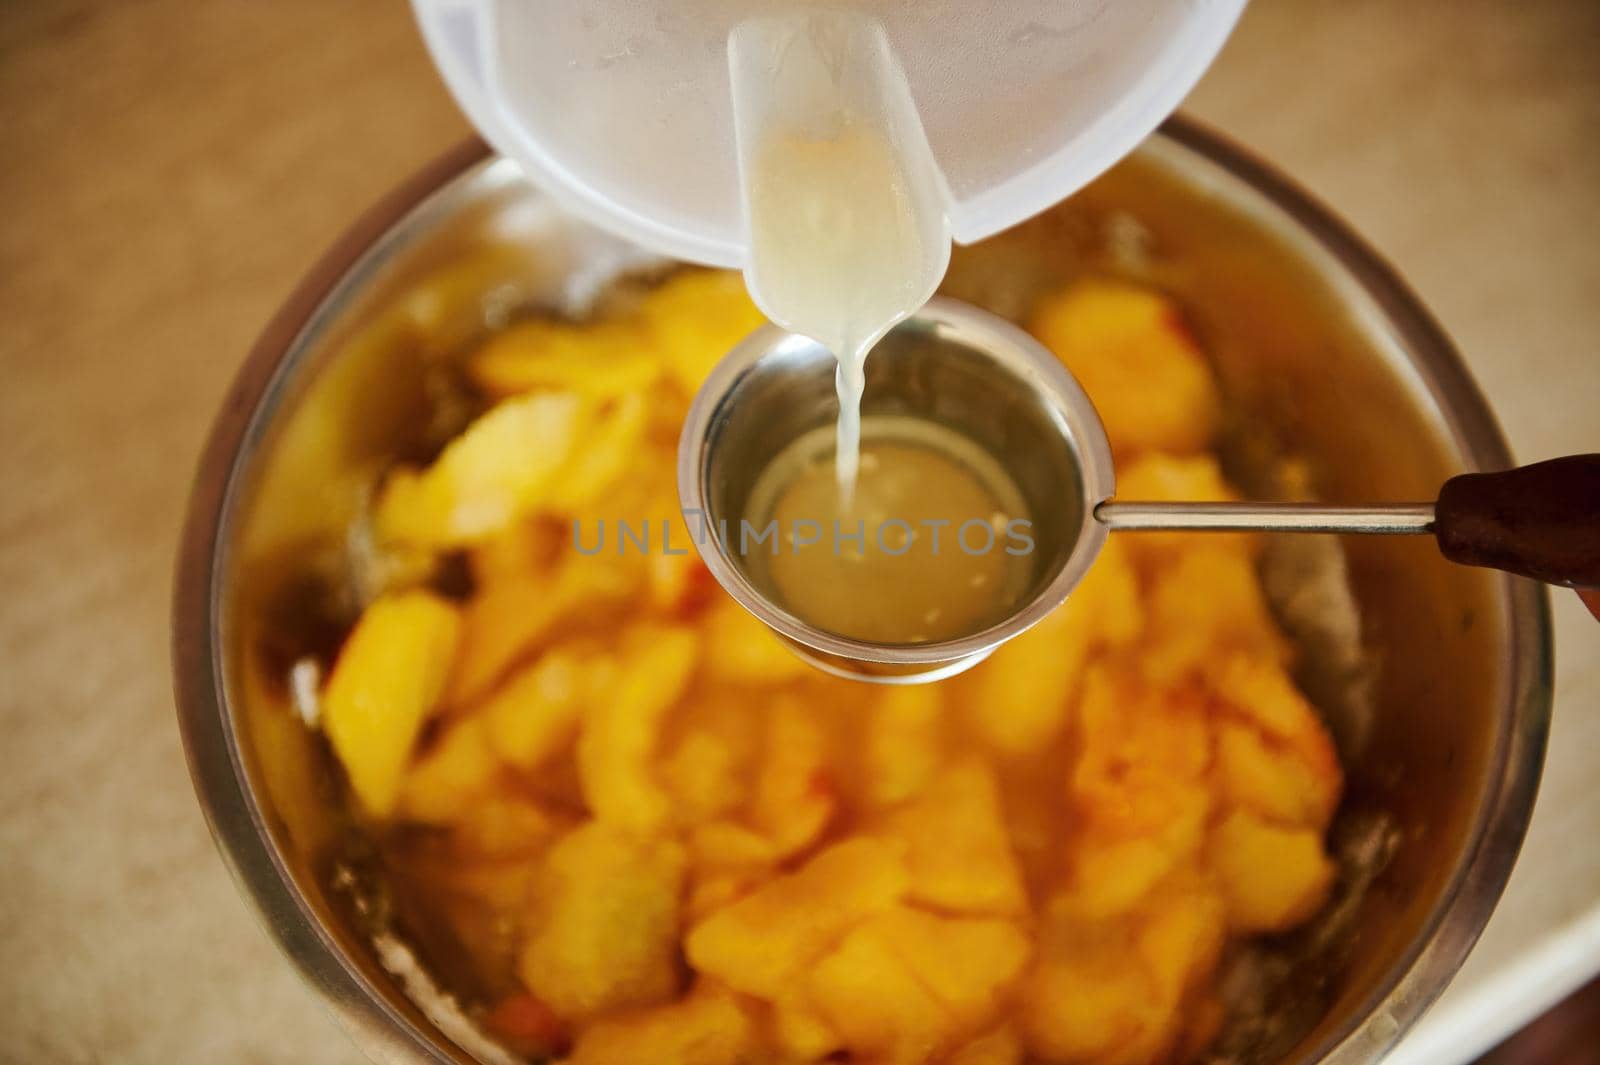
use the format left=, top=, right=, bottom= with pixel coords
left=2, top=2, right=1595, bottom=1063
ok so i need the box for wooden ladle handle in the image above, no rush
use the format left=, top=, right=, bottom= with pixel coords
left=1435, top=454, right=1600, bottom=588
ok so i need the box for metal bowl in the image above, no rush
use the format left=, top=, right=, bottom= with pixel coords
left=173, top=120, right=1551, bottom=1064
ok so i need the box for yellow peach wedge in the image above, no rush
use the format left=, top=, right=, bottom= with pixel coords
left=686, top=836, right=909, bottom=1000
left=884, top=760, right=1029, bottom=917
left=1028, top=280, right=1220, bottom=459
left=807, top=917, right=951, bottom=1065
left=399, top=715, right=500, bottom=824
left=480, top=647, right=589, bottom=772
left=518, top=821, right=687, bottom=1021
left=468, top=317, right=658, bottom=400
left=375, top=391, right=586, bottom=548
left=1211, top=809, right=1336, bottom=934
left=321, top=590, right=461, bottom=818
left=562, top=981, right=758, bottom=1065
left=639, top=270, right=769, bottom=395
left=861, top=683, right=946, bottom=808
left=577, top=626, right=699, bottom=833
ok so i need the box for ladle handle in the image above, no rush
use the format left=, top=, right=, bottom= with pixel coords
left=1095, top=453, right=1600, bottom=588
left=1435, top=453, right=1600, bottom=588
left=1094, top=502, right=1436, bottom=534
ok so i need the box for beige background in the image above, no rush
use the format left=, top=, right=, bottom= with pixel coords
left=1, top=2, right=1596, bottom=1063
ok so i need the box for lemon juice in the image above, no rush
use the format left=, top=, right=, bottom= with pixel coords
left=733, top=10, right=948, bottom=502
left=746, top=115, right=933, bottom=500
left=743, top=416, right=1034, bottom=644
left=732, top=11, right=1011, bottom=643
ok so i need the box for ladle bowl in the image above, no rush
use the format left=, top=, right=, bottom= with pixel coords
left=677, top=297, right=1114, bottom=682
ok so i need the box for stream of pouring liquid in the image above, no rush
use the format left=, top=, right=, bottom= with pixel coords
left=745, top=113, right=934, bottom=503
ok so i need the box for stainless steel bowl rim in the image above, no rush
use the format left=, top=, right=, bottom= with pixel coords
left=172, top=122, right=1552, bottom=1065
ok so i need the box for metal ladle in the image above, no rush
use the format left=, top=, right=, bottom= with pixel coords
left=678, top=298, right=1598, bottom=683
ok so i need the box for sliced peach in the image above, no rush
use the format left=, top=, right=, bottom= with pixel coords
left=400, top=716, right=500, bottom=823
left=862, top=683, right=945, bottom=808
left=1028, top=280, right=1220, bottom=459
left=1136, top=882, right=1227, bottom=1003
left=747, top=694, right=835, bottom=859
left=946, top=1025, right=1023, bottom=1065
left=469, top=317, right=658, bottom=400
left=686, top=836, right=908, bottom=999
left=1215, top=716, right=1340, bottom=830
left=964, top=537, right=1142, bottom=755
left=884, top=760, right=1028, bottom=916
left=562, top=980, right=756, bottom=1065
left=577, top=625, right=699, bottom=833
left=1211, top=809, right=1336, bottom=934
left=480, top=647, right=589, bottom=772
left=321, top=591, right=461, bottom=818
left=375, top=391, right=586, bottom=547
left=545, top=392, right=651, bottom=512
left=1208, top=654, right=1343, bottom=819
left=517, top=821, right=687, bottom=1021
left=807, top=917, right=951, bottom=1065
left=866, top=908, right=1031, bottom=1031
left=1020, top=913, right=1170, bottom=1065
left=1142, top=546, right=1290, bottom=682
left=639, top=270, right=769, bottom=395
left=700, top=598, right=810, bottom=684
left=445, top=548, right=641, bottom=708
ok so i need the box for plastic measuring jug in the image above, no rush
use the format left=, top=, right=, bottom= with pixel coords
left=410, top=1, right=1247, bottom=269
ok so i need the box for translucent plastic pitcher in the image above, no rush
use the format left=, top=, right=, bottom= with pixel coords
left=411, top=1, right=1247, bottom=268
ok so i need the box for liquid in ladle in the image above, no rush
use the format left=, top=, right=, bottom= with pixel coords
left=744, top=416, right=1034, bottom=645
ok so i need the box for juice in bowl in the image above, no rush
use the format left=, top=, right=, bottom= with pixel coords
left=176, top=122, right=1550, bottom=1065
